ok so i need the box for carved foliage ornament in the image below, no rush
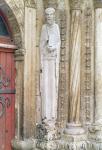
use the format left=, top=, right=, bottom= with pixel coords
left=24, top=0, right=36, bottom=7
left=70, top=0, right=82, bottom=9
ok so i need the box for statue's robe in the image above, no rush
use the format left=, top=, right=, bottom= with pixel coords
left=40, top=23, right=60, bottom=120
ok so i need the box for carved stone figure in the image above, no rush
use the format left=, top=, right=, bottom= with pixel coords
left=40, top=7, right=61, bottom=122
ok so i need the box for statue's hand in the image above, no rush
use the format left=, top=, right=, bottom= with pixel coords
left=47, top=45, right=56, bottom=53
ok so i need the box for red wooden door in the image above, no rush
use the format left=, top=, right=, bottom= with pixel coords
left=0, top=46, right=15, bottom=150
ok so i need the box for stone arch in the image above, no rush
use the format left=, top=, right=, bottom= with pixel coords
left=0, top=0, right=23, bottom=48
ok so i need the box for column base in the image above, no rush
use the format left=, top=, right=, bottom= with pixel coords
left=88, top=123, right=102, bottom=150
left=11, top=138, right=36, bottom=150
left=59, top=123, right=87, bottom=150
left=36, top=122, right=87, bottom=150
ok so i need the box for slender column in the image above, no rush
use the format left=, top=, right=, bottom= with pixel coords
left=12, top=3, right=37, bottom=150
left=14, top=49, right=25, bottom=140
left=61, top=2, right=87, bottom=149
left=23, top=6, right=36, bottom=138
left=11, top=49, right=32, bottom=150
left=69, top=10, right=81, bottom=124
left=65, top=8, right=86, bottom=134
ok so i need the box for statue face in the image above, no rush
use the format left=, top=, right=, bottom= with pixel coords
left=46, top=11, right=55, bottom=25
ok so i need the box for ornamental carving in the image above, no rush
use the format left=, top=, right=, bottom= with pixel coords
left=0, top=96, right=11, bottom=118
left=57, top=11, right=67, bottom=128
left=81, top=7, right=94, bottom=124
left=24, top=0, right=36, bottom=7
left=84, top=7, right=93, bottom=123
left=70, top=0, right=81, bottom=9
left=0, top=65, right=10, bottom=89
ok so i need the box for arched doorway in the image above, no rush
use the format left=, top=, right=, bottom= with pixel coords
left=0, top=10, right=16, bottom=150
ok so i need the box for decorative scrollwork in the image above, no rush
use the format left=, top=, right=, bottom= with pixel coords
left=0, top=96, right=5, bottom=118
left=5, top=97, right=11, bottom=108
left=0, top=96, right=11, bottom=118
left=0, top=64, right=10, bottom=89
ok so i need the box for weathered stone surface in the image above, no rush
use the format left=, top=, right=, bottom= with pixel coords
left=2, top=0, right=102, bottom=149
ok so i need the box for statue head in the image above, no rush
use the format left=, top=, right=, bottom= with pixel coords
left=45, top=7, right=55, bottom=25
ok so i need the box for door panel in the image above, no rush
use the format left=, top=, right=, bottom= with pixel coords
left=0, top=49, right=15, bottom=150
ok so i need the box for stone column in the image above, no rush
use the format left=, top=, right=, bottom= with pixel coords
left=14, top=49, right=25, bottom=140
left=12, top=2, right=37, bottom=150
left=12, top=49, right=33, bottom=150
left=61, top=1, right=87, bottom=149
left=88, top=8, right=102, bottom=149
left=23, top=4, right=36, bottom=139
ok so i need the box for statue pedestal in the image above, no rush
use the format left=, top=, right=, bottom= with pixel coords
left=36, top=119, right=60, bottom=150
left=36, top=119, right=59, bottom=141
left=60, top=123, right=87, bottom=150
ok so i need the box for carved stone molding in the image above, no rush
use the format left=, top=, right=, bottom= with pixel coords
left=84, top=7, right=92, bottom=123
left=84, top=8, right=93, bottom=124
left=36, top=138, right=87, bottom=150
left=81, top=6, right=94, bottom=125
left=57, top=11, right=67, bottom=128
left=70, top=0, right=82, bottom=9
left=14, top=49, right=25, bottom=61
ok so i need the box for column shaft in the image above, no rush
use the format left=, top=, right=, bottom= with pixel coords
left=69, top=9, right=81, bottom=123
left=24, top=6, right=36, bottom=138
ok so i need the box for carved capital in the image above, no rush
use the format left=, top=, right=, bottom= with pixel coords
left=14, top=49, right=25, bottom=61
left=24, top=0, right=36, bottom=8
left=70, top=0, right=82, bottom=9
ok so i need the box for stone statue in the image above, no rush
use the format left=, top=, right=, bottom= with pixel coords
left=40, top=7, right=61, bottom=122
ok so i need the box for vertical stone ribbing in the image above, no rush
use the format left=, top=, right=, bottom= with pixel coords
left=95, top=8, right=102, bottom=124
left=81, top=6, right=94, bottom=125
left=24, top=6, right=36, bottom=138
left=69, top=10, right=81, bottom=123
left=57, top=11, right=67, bottom=128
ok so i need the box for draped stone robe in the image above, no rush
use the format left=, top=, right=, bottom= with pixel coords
left=40, top=23, right=60, bottom=121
